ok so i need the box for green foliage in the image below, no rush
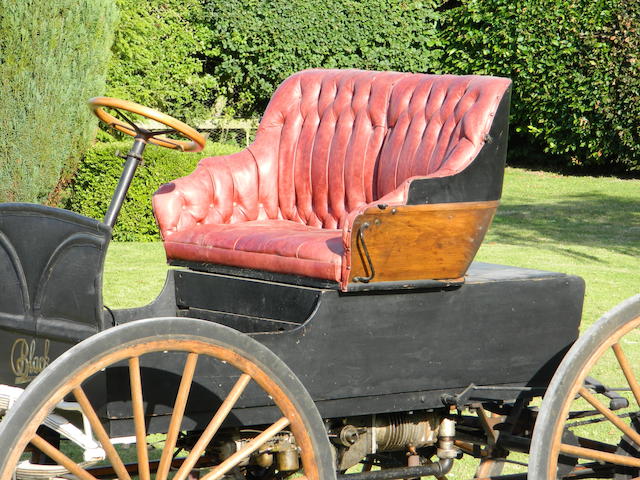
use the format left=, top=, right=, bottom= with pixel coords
left=204, top=0, right=442, bottom=115
left=604, top=7, right=640, bottom=170
left=67, top=141, right=240, bottom=241
left=103, top=0, right=638, bottom=171
left=107, top=0, right=218, bottom=123
left=439, top=0, right=640, bottom=170
left=0, top=0, right=118, bottom=202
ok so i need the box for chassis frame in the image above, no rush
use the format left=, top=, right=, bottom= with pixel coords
left=0, top=98, right=637, bottom=480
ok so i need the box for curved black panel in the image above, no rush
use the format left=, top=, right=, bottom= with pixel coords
left=0, top=231, right=30, bottom=317
left=36, top=232, right=110, bottom=337
left=0, top=204, right=111, bottom=341
left=407, top=85, right=512, bottom=204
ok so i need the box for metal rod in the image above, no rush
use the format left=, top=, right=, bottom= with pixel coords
left=474, top=474, right=528, bottom=480
left=455, top=430, right=532, bottom=455
left=337, top=458, right=453, bottom=480
left=103, top=137, right=147, bottom=228
left=353, top=222, right=375, bottom=283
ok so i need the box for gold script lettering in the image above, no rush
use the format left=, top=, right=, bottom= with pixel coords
left=11, top=338, right=50, bottom=384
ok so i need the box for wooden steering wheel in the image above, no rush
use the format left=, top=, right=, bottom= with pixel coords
left=89, top=97, right=206, bottom=152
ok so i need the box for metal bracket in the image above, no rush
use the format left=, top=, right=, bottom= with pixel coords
left=441, top=383, right=545, bottom=408
left=353, top=222, right=375, bottom=283
left=585, top=376, right=629, bottom=411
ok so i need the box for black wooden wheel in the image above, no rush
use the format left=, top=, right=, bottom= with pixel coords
left=530, top=295, right=640, bottom=479
left=0, top=318, right=336, bottom=480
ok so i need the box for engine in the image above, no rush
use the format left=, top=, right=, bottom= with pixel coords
left=205, top=411, right=456, bottom=474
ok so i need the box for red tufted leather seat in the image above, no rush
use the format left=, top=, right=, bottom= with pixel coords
left=153, top=69, right=512, bottom=290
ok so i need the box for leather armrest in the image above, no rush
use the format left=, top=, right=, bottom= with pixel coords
left=340, top=196, right=405, bottom=288
left=152, top=149, right=261, bottom=238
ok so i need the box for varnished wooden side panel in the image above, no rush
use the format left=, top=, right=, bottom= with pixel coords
left=347, top=201, right=499, bottom=286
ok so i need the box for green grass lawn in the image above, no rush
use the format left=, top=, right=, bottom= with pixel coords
left=101, top=167, right=639, bottom=478
left=476, top=168, right=639, bottom=332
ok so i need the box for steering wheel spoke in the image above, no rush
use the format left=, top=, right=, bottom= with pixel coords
left=147, top=127, right=177, bottom=136
left=110, top=108, right=143, bottom=134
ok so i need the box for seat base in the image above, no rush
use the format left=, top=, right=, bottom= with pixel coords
left=169, top=259, right=341, bottom=289
left=163, top=220, right=343, bottom=283
left=170, top=260, right=467, bottom=292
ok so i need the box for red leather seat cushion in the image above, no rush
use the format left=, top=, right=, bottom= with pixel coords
left=154, top=70, right=512, bottom=288
left=163, top=220, right=343, bottom=282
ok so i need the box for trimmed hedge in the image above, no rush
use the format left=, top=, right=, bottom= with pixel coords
left=67, top=141, right=240, bottom=241
left=204, top=0, right=442, bottom=115
left=107, top=0, right=217, bottom=123
left=104, top=0, right=639, bottom=171
left=439, top=0, right=640, bottom=170
left=0, top=0, right=117, bottom=202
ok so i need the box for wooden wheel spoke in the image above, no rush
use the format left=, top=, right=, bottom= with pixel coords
left=202, top=416, right=291, bottom=480
left=73, top=386, right=132, bottom=480
left=559, top=442, right=640, bottom=468
left=578, top=387, right=640, bottom=446
left=0, top=320, right=330, bottom=480
left=173, top=373, right=253, bottom=480
left=613, top=342, right=640, bottom=408
left=30, top=434, right=99, bottom=480
left=156, top=352, right=199, bottom=480
left=129, top=356, right=150, bottom=480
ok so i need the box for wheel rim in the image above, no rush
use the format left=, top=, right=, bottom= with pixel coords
left=548, top=317, right=640, bottom=478
left=533, top=300, right=640, bottom=479
left=0, top=320, right=332, bottom=480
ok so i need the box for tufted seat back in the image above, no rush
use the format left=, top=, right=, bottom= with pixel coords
left=253, top=70, right=506, bottom=229
left=154, top=69, right=512, bottom=290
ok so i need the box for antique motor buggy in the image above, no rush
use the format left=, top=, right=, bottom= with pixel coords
left=0, top=69, right=638, bottom=480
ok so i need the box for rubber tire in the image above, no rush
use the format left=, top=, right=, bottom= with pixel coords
left=529, top=294, right=640, bottom=479
left=0, top=317, right=337, bottom=480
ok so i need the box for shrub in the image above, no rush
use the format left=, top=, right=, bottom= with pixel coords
left=67, top=141, right=240, bottom=241
left=0, top=0, right=118, bottom=202
left=204, top=0, right=442, bottom=115
left=604, top=7, right=640, bottom=170
left=107, top=0, right=218, bottom=123
left=438, top=0, right=640, bottom=170
left=104, top=0, right=638, bottom=171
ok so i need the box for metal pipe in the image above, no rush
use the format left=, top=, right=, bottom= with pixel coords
left=336, top=458, right=453, bottom=480
left=455, top=430, right=531, bottom=455
left=103, top=137, right=147, bottom=228
left=474, top=474, right=527, bottom=480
